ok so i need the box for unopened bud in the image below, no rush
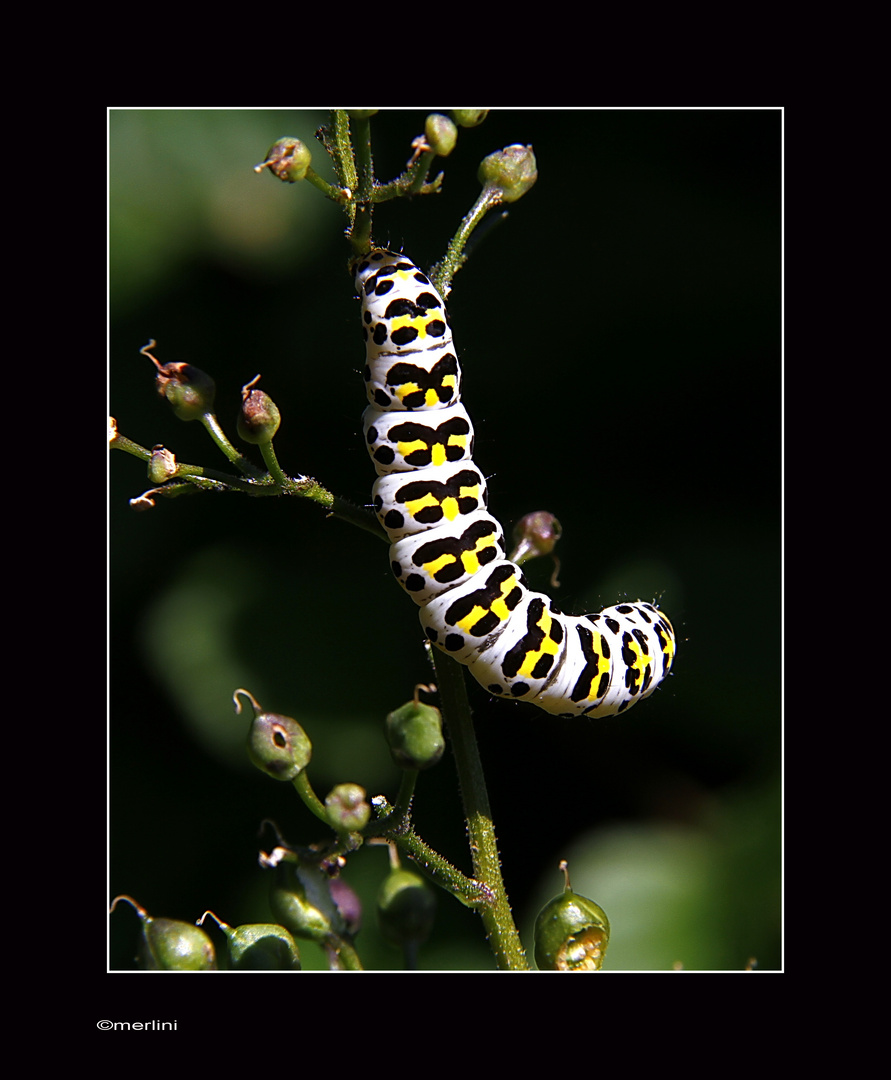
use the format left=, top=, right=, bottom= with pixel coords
left=235, top=689, right=311, bottom=782
left=198, top=911, right=301, bottom=970
left=478, top=145, right=538, bottom=203
left=325, top=783, right=371, bottom=832
left=425, top=113, right=458, bottom=157
left=142, top=341, right=215, bottom=421
left=451, top=109, right=489, bottom=128
left=385, top=698, right=445, bottom=771
left=377, top=867, right=436, bottom=950
left=237, top=376, right=281, bottom=444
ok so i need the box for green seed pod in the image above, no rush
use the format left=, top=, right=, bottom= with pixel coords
left=512, top=511, right=562, bottom=559
left=451, top=109, right=489, bottom=128
left=377, top=867, right=436, bottom=950
left=348, top=109, right=378, bottom=120
left=237, top=377, right=281, bottom=444
left=325, top=783, right=371, bottom=832
left=227, top=924, right=301, bottom=970
left=200, top=912, right=301, bottom=970
left=255, top=138, right=312, bottom=183
left=158, top=363, right=216, bottom=420
left=385, top=698, right=445, bottom=771
left=247, top=710, right=311, bottom=781
left=478, top=144, right=538, bottom=203
left=534, top=885, right=610, bottom=972
left=139, top=916, right=217, bottom=971
left=269, top=861, right=345, bottom=946
left=237, top=687, right=311, bottom=781
left=148, top=445, right=178, bottom=484
left=425, top=113, right=458, bottom=157
left=111, top=895, right=217, bottom=970
left=141, top=340, right=216, bottom=421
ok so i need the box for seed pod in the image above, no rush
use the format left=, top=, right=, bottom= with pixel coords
left=325, top=783, right=371, bottom=832
left=139, top=917, right=217, bottom=970
left=377, top=866, right=436, bottom=950
left=200, top=912, right=301, bottom=970
left=237, top=377, right=281, bottom=444
left=534, top=866, right=610, bottom=972
left=112, top=895, right=217, bottom=970
left=255, top=138, right=312, bottom=182
left=269, top=862, right=346, bottom=946
left=425, top=114, right=458, bottom=157
left=478, top=145, right=538, bottom=203
left=385, top=697, right=445, bottom=771
left=236, top=690, right=311, bottom=781
left=142, top=341, right=216, bottom=421
left=451, top=109, right=488, bottom=128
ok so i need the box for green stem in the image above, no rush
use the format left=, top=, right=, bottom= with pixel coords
left=170, top=461, right=272, bottom=490
left=292, top=771, right=330, bottom=826
left=332, top=937, right=363, bottom=970
left=394, top=825, right=493, bottom=909
left=258, top=439, right=289, bottom=487
left=351, top=207, right=373, bottom=255
left=200, top=412, right=265, bottom=477
left=329, top=495, right=388, bottom=540
left=112, top=425, right=388, bottom=538
left=430, top=187, right=504, bottom=297
left=406, top=150, right=437, bottom=194
left=304, top=167, right=349, bottom=204
left=431, top=650, right=530, bottom=969
left=351, top=115, right=373, bottom=202
left=347, top=114, right=374, bottom=253
left=328, top=110, right=357, bottom=195
left=323, top=110, right=358, bottom=234
left=364, top=790, right=491, bottom=909
left=373, top=172, right=443, bottom=204
left=110, top=431, right=151, bottom=461
left=392, top=769, right=418, bottom=821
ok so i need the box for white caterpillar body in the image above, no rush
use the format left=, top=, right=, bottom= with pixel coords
left=355, top=249, right=675, bottom=718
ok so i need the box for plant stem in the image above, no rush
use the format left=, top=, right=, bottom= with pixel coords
left=393, top=824, right=493, bottom=909
left=329, top=495, right=388, bottom=540
left=112, top=425, right=388, bottom=539
left=431, top=650, right=530, bottom=969
left=392, top=768, right=418, bottom=820
left=258, top=440, right=289, bottom=487
left=332, top=937, right=363, bottom=970
left=293, top=770, right=332, bottom=826
left=351, top=115, right=373, bottom=201
left=200, top=412, right=265, bottom=478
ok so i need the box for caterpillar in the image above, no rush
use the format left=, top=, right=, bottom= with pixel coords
left=355, top=249, right=675, bottom=718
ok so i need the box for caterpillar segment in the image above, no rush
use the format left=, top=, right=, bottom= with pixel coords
left=354, top=249, right=675, bottom=718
